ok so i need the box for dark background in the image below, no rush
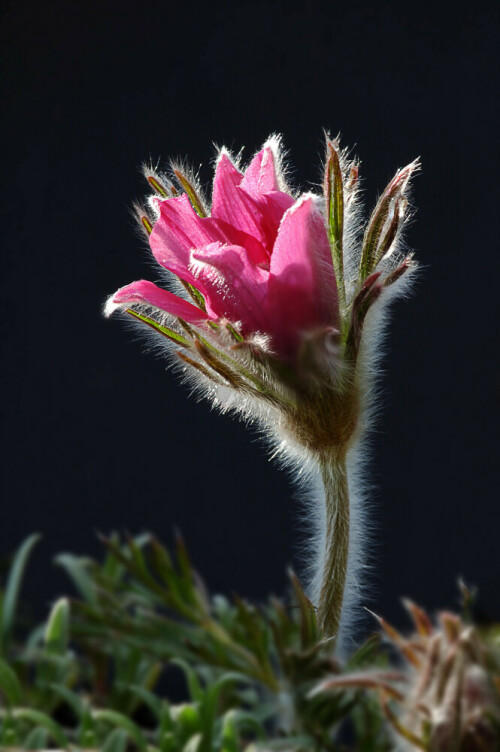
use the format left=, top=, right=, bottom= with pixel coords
left=1, top=0, right=499, bottom=633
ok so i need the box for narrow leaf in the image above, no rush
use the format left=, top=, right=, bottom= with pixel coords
left=0, top=657, right=23, bottom=705
left=194, top=339, right=245, bottom=389
left=384, top=255, right=414, bottom=288
left=102, top=728, right=129, bottom=752
left=380, top=690, right=427, bottom=749
left=346, top=633, right=381, bottom=669
left=126, top=309, right=191, bottom=347
left=175, top=532, right=194, bottom=584
left=128, top=684, right=163, bottom=717
left=222, top=709, right=265, bottom=747
left=171, top=658, right=203, bottom=702
left=402, top=598, right=433, bottom=637
left=173, top=168, right=207, bottom=217
left=289, top=569, right=317, bottom=647
left=22, top=727, right=49, bottom=750
left=54, top=553, right=97, bottom=606
left=366, top=608, right=421, bottom=668
left=177, top=350, right=224, bottom=385
left=141, top=215, right=153, bottom=234
left=172, top=703, right=202, bottom=742
left=93, top=709, right=148, bottom=751
left=102, top=532, right=126, bottom=580
left=147, top=174, right=170, bottom=198
left=344, top=272, right=383, bottom=364
left=1, top=533, right=41, bottom=652
left=0, top=716, right=19, bottom=747
left=183, top=732, right=203, bottom=752
left=49, top=683, right=84, bottom=719
left=180, top=280, right=207, bottom=312
left=373, top=196, right=404, bottom=266
left=324, top=140, right=345, bottom=305
left=359, top=160, right=419, bottom=280
left=13, top=708, right=68, bottom=748
left=44, top=597, right=70, bottom=655
left=78, top=709, right=97, bottom=748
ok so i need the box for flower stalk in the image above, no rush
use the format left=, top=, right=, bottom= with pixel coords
left=317, top=450, right=350, bottom=639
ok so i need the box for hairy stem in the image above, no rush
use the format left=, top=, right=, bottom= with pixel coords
left=317, top=450, right=350, bottom=641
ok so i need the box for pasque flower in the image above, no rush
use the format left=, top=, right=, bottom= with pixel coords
left=106, top=135, right=419, bottom=643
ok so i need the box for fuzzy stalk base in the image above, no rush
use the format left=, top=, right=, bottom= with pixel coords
left=317, top=450, right=350, bottom=641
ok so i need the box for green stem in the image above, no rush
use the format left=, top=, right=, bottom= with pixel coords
left=317, top=451, right=350, bottom=642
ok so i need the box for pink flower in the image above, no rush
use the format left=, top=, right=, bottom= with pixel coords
left=105, top=134, right=417, bottom=446
left=106, top=140, right=339, bottom=360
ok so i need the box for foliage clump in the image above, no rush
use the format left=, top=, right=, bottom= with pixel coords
left=0, top=535, right=499, bottom=751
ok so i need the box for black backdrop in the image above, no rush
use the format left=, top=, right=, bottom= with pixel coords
left=1, top=1, right=499, bottom=633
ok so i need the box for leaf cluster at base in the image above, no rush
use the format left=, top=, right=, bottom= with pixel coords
left=0, top=534, right=498, bottom=751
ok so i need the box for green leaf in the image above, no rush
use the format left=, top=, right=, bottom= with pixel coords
left=159, top=702, right=175, bottom=733
left=0, top=716, right=19, bottom=746
left=25, top=622, right=46, bottom=650
left=49, top=683, right=84, bottom=719
left=102, top=728, right=129, bottom=752
left=172, top=168, right=207, bottom=218
left=114, top=657, right=162, bottom=716
left=175, top=532, right=194, bottom=583
left=93, top=709, right=148, bottom=751
left=212, top=595, right=235, bottom=629
left=346, top=633, right=381, bottom=669
left=128, top=684, right=164, bottom=718
left=44, top=597, right=70, bottom=655
left=78, top=709, right=97, bottom=748
left=358, top=160, right=418, bottom=281
left=126, top=309, right=191, bottom=347
left=22, top=726, right=49, bottom=750
left=102, top=532, right=126, bottom=580
left=171, top=658, right=204, bottom=702
left=0, top=657, right=23, bottom=705
left=182, top=732, right=203, bottom=752
left=172, top=703, right=201, bottom=739
left=13, top=708, right=68, bottom=748
left=200, top=671, right=256, bottom=750
left=149, top=538, right=192, bottom=615
left=1, top=533, right=41, bottom=652
left=289, top=569, right=317, bottom=647
left=324, top=140, right=345, bottom=305
left=125, top=535, right=167, bottom=599
left=138, top=658, right=162, bottom=690
left=160, top=730, right=176, bottom=752
left=55, top=553, right=97, bottom=606
left=221, top=717, right=239, bottom=752
left=221, top=709, right=265, bottom=751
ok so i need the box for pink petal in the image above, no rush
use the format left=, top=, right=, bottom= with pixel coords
left=211, top=154, right=270, bottom=261
left=105, top=279, right=210, bottom=324
left=211, top=218, right=270, bottom=267
left=190, top=243, right=269, bottom=332
left=149, top=194, right=230, bottom=288
left=255, top=190, right=295, bottom=251
left=241, top=145, right=280, bottom=196
left=267, top=196, right=339, bottom=356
